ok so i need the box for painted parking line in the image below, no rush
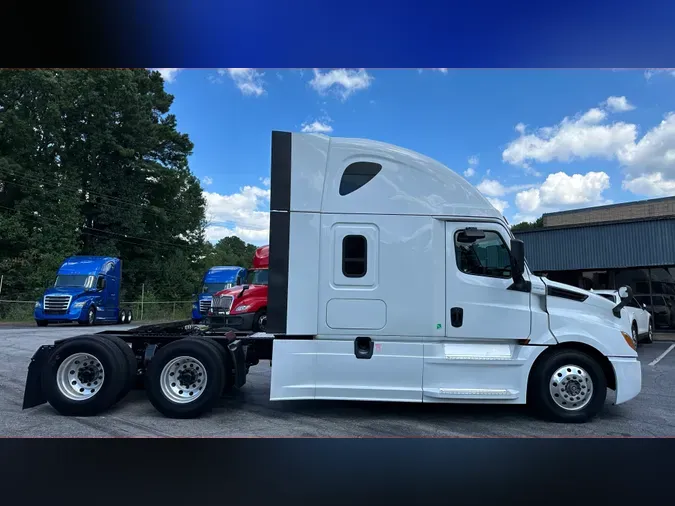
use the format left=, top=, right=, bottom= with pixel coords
left=649, top=344, right=675, bottom=367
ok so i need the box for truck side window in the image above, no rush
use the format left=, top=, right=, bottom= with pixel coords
left=342, top=235, right=367, bottom=277
left=339, top=162, right=382, bottom=196
left=454, top=230, right=511, bottom=278
left=96, top=276, right=106, bottom=290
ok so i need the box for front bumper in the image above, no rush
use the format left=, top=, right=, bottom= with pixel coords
left=609, top=357, right=641, bottom=405
left=206, top=310, right=256, bottom=330
left=34, top=304, right=88, bottom=323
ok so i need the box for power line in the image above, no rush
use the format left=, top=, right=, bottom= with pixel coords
left=0, top=204, right=201, bottom=251
left=0, top=167, right=196, bottom=222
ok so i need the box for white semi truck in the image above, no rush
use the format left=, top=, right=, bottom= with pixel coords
left=22, top=130, right=642, bottom=423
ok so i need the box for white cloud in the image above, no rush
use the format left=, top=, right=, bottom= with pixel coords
left=622, top=173, right=675, bottom=197
left=486, top=197, right=509, bottom=214
left=203, top=185, right=270, bottom=245
left=309, top=69, right=373, bottom=100
left=476, top=179, right=534, bottom=197
left=467, top=155, right=479, bottom=166
left=434, top=68, right=449, bottom=73
left=514, top=171, right=611, bottom=215
left=202, top=176, right=213, bottom=186
left=219, top=68, right=266, bottom=96
left=617, top=112, right=675, bottom=174
left=511, top=214, right=539, bottom=225
left=463, top=167, right=475, bottom=178
left=502, top=103, right=637, bottom=166
left=301, top=120, right=333, bottom=133
left=644, top=69, right=675, bottom=80
left=154, top=68, right=182, bottom=83
left=604, top=96, right=635, bottom=113
left=205, top=225, right=269, bottom=245
left=259, top=177, right=270, bottom=187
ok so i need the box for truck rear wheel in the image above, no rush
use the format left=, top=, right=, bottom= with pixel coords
left=40, top=336, right=128, bottom=416
left=118, top=309, right=127, bottom=324
left=145, top=339, right=225, bottom=419
left=185, top=336, right=234, bottom=392
left=528, top=349, right=607, bottom=423
left=98, top=335, right=138, bottom=401
left=125, top=309, right=133, bottom=324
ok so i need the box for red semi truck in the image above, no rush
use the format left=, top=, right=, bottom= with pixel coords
left=206, top=245, right=269, bottom=332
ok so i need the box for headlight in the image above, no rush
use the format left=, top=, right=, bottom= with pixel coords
left=35, top=301, right=41, bottom=308
left=73, top=301, right=87, bottom=308
left=234, top=305, right=250, bottom=313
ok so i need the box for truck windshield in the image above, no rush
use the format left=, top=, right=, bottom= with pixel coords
left=246, top=269, right=268, bottom=286
left=202, top=283, right=234, bottom=294
left=54, top=275, right=94, bottom=288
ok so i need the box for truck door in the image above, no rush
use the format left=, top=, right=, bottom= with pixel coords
left=106, top=274, right=119, bottom=320
left=445, top=222, right=531, bottom=340
left=96, top=275, right=111, bottom=319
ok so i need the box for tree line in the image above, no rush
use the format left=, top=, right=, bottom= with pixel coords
left=0, top=69, right=259, bottom=307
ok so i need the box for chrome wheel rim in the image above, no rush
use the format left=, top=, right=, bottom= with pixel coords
left=258, top=314, right=267, bottom=331
left=159, top=356, right=208, bottom=404
left=88, top=309, right=95, bottom=324
left=648, top=323, right=653, bottom=341
left=56, top=353, right=105, bottom=401
left=633, top=327, right=638, bottom=345
left=549, top=364, right=594, bottom=411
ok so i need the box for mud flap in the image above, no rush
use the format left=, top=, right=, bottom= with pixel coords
left=228, top=340, right=247, bottom=388
left=22, top=344, right=55, bottom=409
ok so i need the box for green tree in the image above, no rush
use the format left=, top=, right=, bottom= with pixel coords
left=511, top=216, right=544, bottom=232
left=0, top=69, right=208, bottom=311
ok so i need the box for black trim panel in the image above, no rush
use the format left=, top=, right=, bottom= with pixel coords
left=547, top=285, right=589, bottom=302
left=270, top=131, right=292, bottom=212
left=268, top=211, right=290, bottom=334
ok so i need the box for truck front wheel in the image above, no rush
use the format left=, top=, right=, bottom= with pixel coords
left=145, top=339, right=226, bottom=419
left=528, top=349, right=607, bottom=423
left=253, top=309, right=267, bottom=332
left=79, top=307, right=96, bottom=326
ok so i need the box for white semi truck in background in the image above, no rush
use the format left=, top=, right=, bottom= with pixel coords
left=22, top=130, right=642, bottom=423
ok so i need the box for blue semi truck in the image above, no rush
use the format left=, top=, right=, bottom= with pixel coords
left=191, top=266, right=247, bottom=323
left=34, top=256, right=132, bottom=327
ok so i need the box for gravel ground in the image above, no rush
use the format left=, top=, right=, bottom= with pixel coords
left=1, top=324, right=673, bottom=437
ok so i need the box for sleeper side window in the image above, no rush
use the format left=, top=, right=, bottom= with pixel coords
left=339, top=162, right=382, bottom=196
left=342, top=235, right=367, bottom=278
left=454, top=230, right=512, bottom=279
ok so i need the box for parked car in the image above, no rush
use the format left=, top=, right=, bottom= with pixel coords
left=636, top=294, right=675, bottom=330
left=593, top=289, right=653, bottom=344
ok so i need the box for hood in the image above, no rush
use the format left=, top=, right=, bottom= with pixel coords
left=542, top=279, right=616, bottom=312
left=215, top=284, right=267, bottom=299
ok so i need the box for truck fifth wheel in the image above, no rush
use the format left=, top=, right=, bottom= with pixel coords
left=22, top=130, right=642, bottom=423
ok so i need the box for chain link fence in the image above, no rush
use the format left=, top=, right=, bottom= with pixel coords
left=0, top=299, right=194, bottom=323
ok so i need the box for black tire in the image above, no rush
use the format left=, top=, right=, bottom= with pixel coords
left=41, top=336, right=127, bottom=416
left=82, top=306, right=96, bottom=326
left=185, top=336, right=234, bottom=392
left=632, top=322, right=639, bottom=347
left=644, top=319, right=654, bottom=344
left=528, top=348, right=607, bottom=423
left=36, top=320, right=48, bottom=327
left=98, top=334, right=138, bottom=401
left=253, top=308, right=267, bottom=332
left=145, top=339, right=226, bottom=419
left=118, top=309, right=127, bottom=324
left=126, top=309, right=133, bottom=324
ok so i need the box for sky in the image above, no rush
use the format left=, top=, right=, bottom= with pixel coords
left=154, top=68, right=675, bottom=245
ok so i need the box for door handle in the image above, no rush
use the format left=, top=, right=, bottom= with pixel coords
left=354, top=336, right=374, bottom=359
left=450, top=307, right=463, bottom=328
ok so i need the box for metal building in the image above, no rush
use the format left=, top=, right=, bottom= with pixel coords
left=513, top=196, right=675, bottom=333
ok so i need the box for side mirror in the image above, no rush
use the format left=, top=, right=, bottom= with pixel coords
left=510, top=238, right=525, bottom=280
left=238, top=285, right=250, bottom=298
left=643, top=303, right=647, bottom=309
left=618, top=286, right=633, bottom=300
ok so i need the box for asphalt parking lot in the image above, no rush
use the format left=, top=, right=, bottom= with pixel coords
left=1, top=324, right=674, bottom=437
